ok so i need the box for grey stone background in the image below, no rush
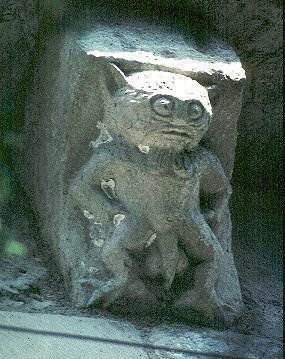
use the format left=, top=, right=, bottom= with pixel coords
left=0, top=0, right=283, bottom=343
left=0, top=0, right=282, bottom=208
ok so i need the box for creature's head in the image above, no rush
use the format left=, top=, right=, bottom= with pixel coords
left=103, top=64, right=214, bottom=152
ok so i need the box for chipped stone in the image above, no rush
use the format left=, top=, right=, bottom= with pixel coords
left=92, top=239, right=104, bottom=247
left=89, top=122, right=113, bottom=149
left=88, top=267, right=99, bottom=274
left=145, top=233, right=157, bottom=248
left=89, top=223, right=105, bottom=247
left=101, top=178, right=117, bottom=200
left=138, top=144, right=150, bottom=154
left=83, top=209, right=95, bottom=221
left=113, top=214, right=126, bottom=226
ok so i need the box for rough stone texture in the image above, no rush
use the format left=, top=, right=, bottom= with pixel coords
left=0, top=0, right=67, bottom=257
left=0, top=0, right=36, bottom=188
left=0, top=219, right=282, bottom=340
left=0, top=1, right=69, bottom=167
left=184, top=0, right=283, bottom=196
left=0, top=310, right=149, bottom=359
left=0, top=1, right=282, bottom=196
left=68, top=68, right=242, bottom=322
left=0, top=0, right=282, bottom=353
left=231, top=189, right=283, bottom=341
left=147, top=324, right=282, bottom=359
left=0, top=258, right=47, bottom=298
left=0, top=310, right=282, bottom=358
left=20, top=13, right=245, bottom=324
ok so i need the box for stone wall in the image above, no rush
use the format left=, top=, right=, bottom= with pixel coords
left=0, top=0, right=65, bottom=162
left=0, top=0, right=282, bottom=242
left=117, top=0, right=283, bottom=190
left=0, top=0, right=37, bottom=164
left=1, top=0, right=282, bottom=181
left=191, top=0, right=283, bottom=193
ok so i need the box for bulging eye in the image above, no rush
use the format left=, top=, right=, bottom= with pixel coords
left=150, top=95, right=174, bottom=117
left=187, top=101, right=204, bottom=120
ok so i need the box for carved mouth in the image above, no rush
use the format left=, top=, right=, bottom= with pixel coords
left=161, top=129, right=190, bottom=138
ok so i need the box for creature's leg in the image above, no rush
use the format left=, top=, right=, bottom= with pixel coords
left=122, top=274, right=159, bottom=309
left=156, top=233, right=179, bottom=290
left=174, top=212, right=225, bottom=320
left=86, top=217, right=152, bottom=308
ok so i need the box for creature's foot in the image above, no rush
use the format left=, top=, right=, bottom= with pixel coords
left=173, top=288, right=228, bottom=323
left=122, top=279, right=159, bottom=310
left=86, top=278, right=127, bottom=308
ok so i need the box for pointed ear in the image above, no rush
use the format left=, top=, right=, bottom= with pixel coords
left=105, top=63, right=128, bottom=95
left=206, top=84, right=223, bottom=106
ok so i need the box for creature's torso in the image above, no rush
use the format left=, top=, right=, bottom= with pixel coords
left=92, top=145, right=202, bottom=233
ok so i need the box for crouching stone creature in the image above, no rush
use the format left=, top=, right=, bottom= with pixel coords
left=69, top=64, right=243, bottom=323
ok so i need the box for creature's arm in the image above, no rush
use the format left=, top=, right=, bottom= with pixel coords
left=187, top=147, right=231, bottom=228
left=200, top=148, right=231, bottom=228
left=69, top=154, right=119, bottom=224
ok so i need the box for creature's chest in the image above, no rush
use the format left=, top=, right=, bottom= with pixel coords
left=100, top=160, right=199, bottom=216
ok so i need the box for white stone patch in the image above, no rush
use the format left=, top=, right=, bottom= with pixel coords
left=138, top=144, right=150, bottom=154
left=87, top=48, right=245, bottom=83
left=89, top=222, right=105, bottom=247
left=88, top=266, right=99, bottom=274
left=89, top=122, right=113, bottom=149
left=145, top=233, right=157, bottom=248
left=101, top=179, right=117, bottom=199
left=113, top=214, right=126, bottom=226
left=91, top=238, right=105, bottom=247
left=83, top=210, right=95, bottom=221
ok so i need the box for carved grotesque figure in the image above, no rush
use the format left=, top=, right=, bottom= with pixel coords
left=69, top=65, right=242, bottom=323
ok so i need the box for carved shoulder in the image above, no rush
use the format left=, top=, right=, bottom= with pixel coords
left=185, top=146, right=230, bottom=194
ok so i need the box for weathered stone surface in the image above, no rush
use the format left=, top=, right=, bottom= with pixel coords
left=0, top=258, right=47, bottom=297
left=0, top=0, right=37, bottom=146
left=0, top=310, right=149, bottom=359
left=21, top=15, right=245, bottom=323
left=68, top=68, right=241, bottom=322
left=78, top=17, right=245, bottom=179
left=189, top=0, right=283, bottom=197
left=147, top=324, right=283, bottom=359
left=0, top=310, right=282, bottom=359
left=0, top=0, right=68, bottom=257
left=0, top=0, right=68, bottom=154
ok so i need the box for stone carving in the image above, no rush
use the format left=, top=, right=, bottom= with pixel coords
left=19, top=18, right=245, bottom=326
left=69, top=64, right=242, bottom=323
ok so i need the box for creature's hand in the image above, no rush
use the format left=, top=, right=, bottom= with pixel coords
left=203, top=184, right=232, bottom=227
